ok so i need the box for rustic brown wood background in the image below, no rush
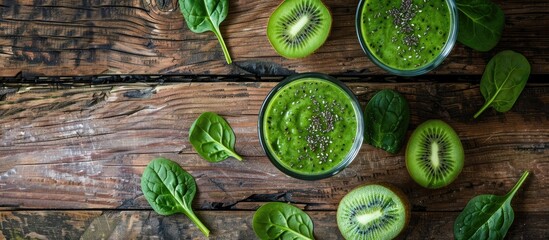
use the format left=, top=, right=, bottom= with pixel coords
left=1, top=0, right=548, bottom=239
left=0, top=0, right=548, bottom=77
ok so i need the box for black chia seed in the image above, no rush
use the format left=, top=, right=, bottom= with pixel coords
left=387, top=0, right=420, bottom=48
left=299, top=93, right=344, bottom=164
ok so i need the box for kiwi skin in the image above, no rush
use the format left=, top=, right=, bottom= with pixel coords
left=336, top=182, right=411, bottom=240
left=405, top=119, right=465, bottom=189
left=266, top=0, right=333, bottom=59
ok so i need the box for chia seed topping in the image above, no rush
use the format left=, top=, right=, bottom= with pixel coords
left=302, top=94, right=343, bottom=164
left=388, top=0, right=420, bottom=47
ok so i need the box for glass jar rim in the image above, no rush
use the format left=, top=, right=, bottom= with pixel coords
left=257, top=73, right=364, bottom=180
left=355, top=0, right=459, bottom=76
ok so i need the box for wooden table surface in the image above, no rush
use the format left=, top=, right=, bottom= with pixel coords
left=0, top=0, right=548, bottom=239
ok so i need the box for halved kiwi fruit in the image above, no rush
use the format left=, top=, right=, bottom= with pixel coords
left=337, top=183, right=410, bottom=240
left=267, top=0, right=332, bottom=59
left=406, top=119, right=464, bottom=189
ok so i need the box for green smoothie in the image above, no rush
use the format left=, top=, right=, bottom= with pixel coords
left=359, top=0, right=452, bottom=70
left=262, top=77, right=358, bottom=176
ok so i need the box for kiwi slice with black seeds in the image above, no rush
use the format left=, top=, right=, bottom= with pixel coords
left=337, top=183, right=410, bottom=240
left=267, top=0, right=332, bottom=59
left=406, top=119, right=464, bottom=189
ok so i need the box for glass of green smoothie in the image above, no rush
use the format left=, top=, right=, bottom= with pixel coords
left=258, top=73, right=364, bottom=180
left=356, top=0, right=458, bottom=76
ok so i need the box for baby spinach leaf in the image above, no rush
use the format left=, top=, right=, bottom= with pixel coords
left=189, top=112, right=243, bottom=162
left=456, top=0, right=505, bottom=51
left=179, top=0, right=232, bottom=64
left=141, top=158, right=210, bottom=237
left=454, top=171, right=529, bottom=240
left=253, top=202, right=315, bottom=240
left=364, top=89, right=410, bottom=154
left=474, top=50, right=531, bottom=118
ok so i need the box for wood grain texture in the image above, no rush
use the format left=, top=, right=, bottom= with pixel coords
left=0, top=0, right=548, bottom=77
left=0, top=210, right=547, bottom=239
left=1, top=81, right=547, bottom=212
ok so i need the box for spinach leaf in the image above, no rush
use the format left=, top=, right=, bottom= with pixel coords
left=141, top=158, right=210, bottom=237
left=189, top=112, right=243, bottom=162
left=253, top=202, right=315, bottom=240
left=364, top=89, right=410, bottom=154
left=456, top=0, right=505, bottom=51
left=474, top=50, right=531, bottom=118
left=454, top=171, right=530, bottom=240
left=179, top=0, right=232, bottom=64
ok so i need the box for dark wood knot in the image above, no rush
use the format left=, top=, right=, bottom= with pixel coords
left=142, top=0, right=177, bottom=12
left=155, top=0, right=176, bottom=11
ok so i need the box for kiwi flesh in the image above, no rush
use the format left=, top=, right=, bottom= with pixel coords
left=406, top=119, right=464, bottom=189
left=337, top=183, right=410, bottom=240
left=267, top=0, right=332, bottom=59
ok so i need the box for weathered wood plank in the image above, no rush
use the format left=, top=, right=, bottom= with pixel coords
left=0, top=81, right=547, bottom=211
left=0, top=210, right=547, bottom=239
left=0, top=0, right=548, bottom=76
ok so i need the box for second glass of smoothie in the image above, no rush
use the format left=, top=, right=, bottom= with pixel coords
left=356, top=0, right=458, bottom=76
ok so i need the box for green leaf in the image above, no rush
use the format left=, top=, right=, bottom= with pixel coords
left=456, top=0, right=505, bottom=51
left=454, top=171, right=530, bottom=240
left=474, top=50, right=531, bottom=118
left=141, top=158, right=210, bottom=237
left=253, top=202, right=315, bottom=240
left=179, top=0, right=232, bottom=64
left=364, top=89, right=410, bottom=154
left=189, top=112, right=243, bottom=162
